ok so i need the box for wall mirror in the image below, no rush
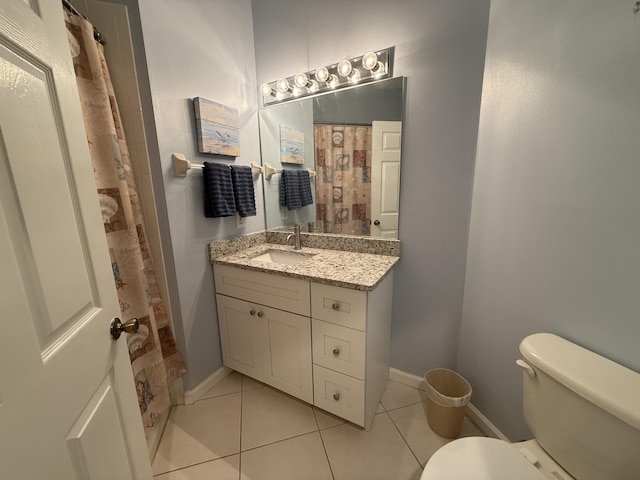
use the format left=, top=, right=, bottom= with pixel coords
left=258, top=76, right=405, bottom=239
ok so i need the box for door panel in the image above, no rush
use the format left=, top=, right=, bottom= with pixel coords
left=0, top=2, right=151, bottom=478
left=263, top=307, right=313, bottom=403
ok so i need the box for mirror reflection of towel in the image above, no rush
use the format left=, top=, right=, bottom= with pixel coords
left=299, top=170, right=313, bottom=206
left=230, top=165, right=256, bottom=217
left=280, top=169, right=302, bottom=210
left=203, top=162, right=236, bottom=217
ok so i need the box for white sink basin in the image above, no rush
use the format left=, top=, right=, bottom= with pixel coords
left=251, top=249, right=315, bottom=266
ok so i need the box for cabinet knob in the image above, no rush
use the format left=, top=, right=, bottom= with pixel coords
left=250, top=309, right=256, bottom=316
left=332, top=347, right=341, bottom=357
left=333, top=392, right=341, bottom=401
left=331, top=302, right=340, bottom=311
left=257, top=311, right=264, bottom=318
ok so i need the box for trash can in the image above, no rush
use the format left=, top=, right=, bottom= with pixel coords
left=424, top=368, right=472, bottom=439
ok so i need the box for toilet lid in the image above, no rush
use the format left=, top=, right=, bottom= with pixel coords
left=421, top=437, right=547, bottom=480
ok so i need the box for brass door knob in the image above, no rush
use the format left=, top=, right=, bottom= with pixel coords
left=110, top=317, right=139, bottom=340
left=332, top=347, right=341, bottom=356
left=333, top=392, right=341, bottom=401
left=332, top=302, right=340, bottom=311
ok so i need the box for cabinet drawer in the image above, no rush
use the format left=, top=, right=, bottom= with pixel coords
left=311, top=283, right=366, bottom=331
left=214, top=264, right=310, bottom=316
left=313, top=365, right=365, bottom=427
left=312, top=319, right=365, bottom=380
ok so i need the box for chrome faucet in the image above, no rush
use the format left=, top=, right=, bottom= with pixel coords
left=286, top=225, right=302, bottom=250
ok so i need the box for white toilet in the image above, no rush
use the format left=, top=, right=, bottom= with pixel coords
left=421, top=333, right=640, bottom=480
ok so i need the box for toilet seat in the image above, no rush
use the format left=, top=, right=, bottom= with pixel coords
left=420, top=437, right=547, bottom=480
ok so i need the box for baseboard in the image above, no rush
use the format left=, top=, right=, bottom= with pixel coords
left=388, top=367, right=508, bottom=441
left=183, top=366, right=232, bottom=405
left=465, top=403, right=509, bottom=441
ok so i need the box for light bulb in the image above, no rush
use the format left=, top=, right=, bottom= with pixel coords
left=260, top=83, right=274, bottom=96
left=315, top=66, right=329, bottom=83
left=276, top=78, right=291, bottom=93
left=309, top=80, right=319, bottom=92
left=292, top=86, right=302, bottom=97
left=337, top=59, right=352, bottom=77
left=348, top=69, right=361, bottom=83
left=294, top=72, right=310, bottom=88
left=362, top=52, right=378, bottom=70
left=327, top=74, right=339, bottom=89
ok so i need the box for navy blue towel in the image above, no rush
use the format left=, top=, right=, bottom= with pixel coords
left=230, top=165, right=256, bottom=217
left=298, top=170, right=313, bottom=207
left=203, top=162, right=236, bottom=218
left=280, top=169, right=302, bottom=210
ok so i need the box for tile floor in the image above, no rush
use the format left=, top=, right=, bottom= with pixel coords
left=152, top=372, right=484, bottom=480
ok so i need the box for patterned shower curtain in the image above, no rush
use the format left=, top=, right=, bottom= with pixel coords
left=314, top=124, right=372, bottom=235
left=65, top=13, right=186, bottom=431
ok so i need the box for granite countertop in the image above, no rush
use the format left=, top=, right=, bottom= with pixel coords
left=212, top=243, right=399, bottom=291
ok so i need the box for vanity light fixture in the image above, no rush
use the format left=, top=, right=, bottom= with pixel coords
left=260, top=82, right=276, bottom=97
left=259, top=46, right=394, bottom=105
left=362, top=51, right=385, bottom=75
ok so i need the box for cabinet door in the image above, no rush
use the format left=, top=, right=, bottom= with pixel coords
left=261, top=306, right=313, bottom=403
left=216, top=294, right=264, bottom=380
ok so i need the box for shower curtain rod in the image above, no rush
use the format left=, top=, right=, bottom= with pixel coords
left=62, top=0, right=105, bottom=44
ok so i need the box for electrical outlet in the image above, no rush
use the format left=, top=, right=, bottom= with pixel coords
left=236, top=212, right=246, bottom=228
left=280, top=206, right=288, bottom=219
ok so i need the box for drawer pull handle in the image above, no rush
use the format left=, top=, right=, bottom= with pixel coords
left=257, top=311, right=264, bottom=318
left=332, top=302, right=340, bottom=311
left=332, top=347, right=341, bottom=357
left=333, top=392, right=341, bottom=401
left=250, top=309, right=256, bottom=316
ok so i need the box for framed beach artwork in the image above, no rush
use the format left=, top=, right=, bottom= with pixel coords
left=193, top=97, right=240, bottom=157
left=279, top=124, right=305, bottom=164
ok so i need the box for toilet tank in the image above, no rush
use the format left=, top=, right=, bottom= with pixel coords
left=519, top=333, right=640, bottom=480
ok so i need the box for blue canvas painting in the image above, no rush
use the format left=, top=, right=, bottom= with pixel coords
left=193, top=97, right=240, bottom=157
left=280, top=124, right=305, bottom=164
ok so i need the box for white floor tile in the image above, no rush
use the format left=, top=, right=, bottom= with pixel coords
left=313, top=406, right=345, bottom=430
left=241, top=374, right=265, bottom=391
left=321, top=413, right=423, bottom=480
left=241, top=386, right=318, bottom=451
left=200, top=371, right=242, bottom=400
left=154, top=455, right=240, bottom=480
left=387, top=401, right=450, bottom=466
left=388, top=401, right=487, bottom=467
left=381, top=380, right=427, bottom=411
left=152, top=394, right=241, bottom=475
left=240, top=432, right=333, bottom=480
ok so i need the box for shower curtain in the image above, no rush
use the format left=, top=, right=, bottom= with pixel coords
left=65, top=12, right=186, bottom=432
left=314, top=124, right=372, bottom=235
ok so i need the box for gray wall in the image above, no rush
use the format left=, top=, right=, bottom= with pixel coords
left=113, top=0, right=262, bottom=390
left=252, top=0, right=491, bottom=373
left=458, top=0, right=640, bottom=441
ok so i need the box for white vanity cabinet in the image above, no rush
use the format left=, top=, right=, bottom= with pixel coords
left=214, top=264, right=313, bottom=403
left=213, top=262, right=394, bottom=430
left=310, top=273, right=393, bottom=430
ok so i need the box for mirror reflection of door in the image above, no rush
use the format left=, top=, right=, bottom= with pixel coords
left=371, top=121, right=402, bottom=238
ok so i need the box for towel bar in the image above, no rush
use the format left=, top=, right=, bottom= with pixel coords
left=263, top=162, right=317, bottom=181
left=172, top=153, right=263, bottom=179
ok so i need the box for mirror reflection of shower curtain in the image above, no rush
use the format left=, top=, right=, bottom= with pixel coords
left=314, top=124, right=372, bottom=235
left=64, top=12, right=186, bottom=432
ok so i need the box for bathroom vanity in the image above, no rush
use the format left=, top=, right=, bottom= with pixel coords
left=210, top=235, right=398, bottom=430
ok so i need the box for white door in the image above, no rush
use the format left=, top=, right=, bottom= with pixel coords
left=371, top=121, right=402, bottom=238
left=0, top=2, right=151, bottom=479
